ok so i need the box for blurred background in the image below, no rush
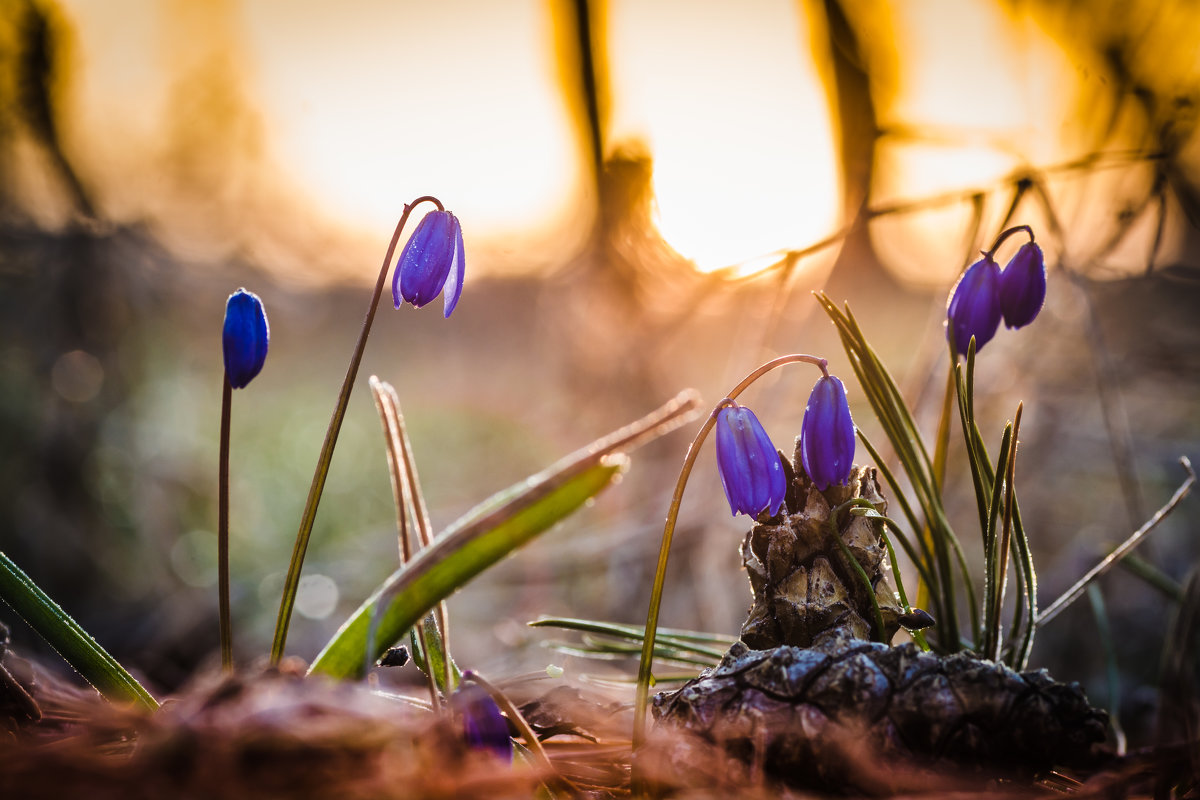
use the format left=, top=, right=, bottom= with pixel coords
left=1, top=0, right=1198, bottom=748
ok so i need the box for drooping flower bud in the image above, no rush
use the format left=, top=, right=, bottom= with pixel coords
left=222, top=288, right=269, bottom=389
left=392, top=209, right=465, bottom=318
left=452, top=684, right=512, bottom=763
left=946, top=256, right=1003, bottom=356
left=799, top=374, right=855, bottom=491
left=998, top=241, right=1045, bottom=329
left=715, top=403, right=787, bottom=518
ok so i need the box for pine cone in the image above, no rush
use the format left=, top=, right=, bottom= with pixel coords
left=740, top=462, right=902, bottom=650
left=653, top=637, right=1109, bottom=792
left=653, top=447, right=1110, bottom=792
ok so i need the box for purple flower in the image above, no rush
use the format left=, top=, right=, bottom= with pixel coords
left=946, top=256, right=1003, bottom=356
left=799, top=375, right=855, bottom=490
left=998, top=241, right=1045, bottom=329
left=392, top=209, right=465, bottom=318
left=222, top=289, right=269, bottom=389
left=452, top=685, right=512, bottom=763
left=715, top=403, right=787, bottom=518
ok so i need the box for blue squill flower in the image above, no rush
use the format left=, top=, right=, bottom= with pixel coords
left=946, top=255, right=1002, bottom=356
left=222, top=288, right=269, bottom=389
left=452, top=684, right=512, bottom=763
left=715, top=403, right=787, bottom=518
left=392, top=209, right=464, bottom=318
left=998, top=241, right=1045, bottom=329
left=799, top=374, right=855, bottom=491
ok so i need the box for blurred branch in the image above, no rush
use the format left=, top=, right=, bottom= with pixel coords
left=11, top=0, right=94, bottom=219
left=714, top=149, right=1166, bottom=283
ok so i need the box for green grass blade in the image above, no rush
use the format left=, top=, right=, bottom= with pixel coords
left=1087, top=584, right=1125, bottom=751
left=1119, top=553, right=1184, bottom=603
left=955, top=357, right=991, bottom=540
left=981, top=423, right=1013, bottom=661
left=529, top=616, right=733, bottom=659
left=0, top=550, right=158, bottom=711
left=310, top=456, right=626, bottom=679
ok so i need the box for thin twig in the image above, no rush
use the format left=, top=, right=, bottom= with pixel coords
left=1038, top=456, right=1196, bottom=626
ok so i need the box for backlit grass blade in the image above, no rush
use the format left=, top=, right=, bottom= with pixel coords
left=529, top=616, right=733, bottom=662
left=311, top=456, right=626, bottom=679
left=0, top=550, right=158, bottom=711
left=310, top=391, right=700, bottom=679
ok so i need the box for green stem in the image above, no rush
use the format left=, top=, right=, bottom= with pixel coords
left=218, top=376, right=233, bottom=671
left=632, top=354, right=826, bottom=752
left=0, top=550, right=158, bottom=711
left=270, top=196, right=442, bottom=663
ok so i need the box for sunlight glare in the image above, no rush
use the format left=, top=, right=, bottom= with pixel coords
left=242, top=1, right=585, bottom=251
left=871, top=0, right=1083, bottom=287
left=608, top=0, right=841, bottom=274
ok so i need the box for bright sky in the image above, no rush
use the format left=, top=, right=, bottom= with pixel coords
left=46, top=0, right=1140, bottom=285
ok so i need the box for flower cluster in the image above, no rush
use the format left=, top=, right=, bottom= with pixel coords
left=946, top=236, right=1045, bottom=357
left=715, top=372, right=856, bottom=518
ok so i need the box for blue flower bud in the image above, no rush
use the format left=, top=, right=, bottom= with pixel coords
left=715, top=403, right=787, bottom=518
left=392, top=209, right=464, bottom=318
left=998, top=241, right=1045, bottom=329
left=452, top=684, right=512, bottom=763
left=222, top=288, right=269, bottom=389
left=946, top=256, right=1002, bottom=356
left=800, top=375, right=856, bottom=490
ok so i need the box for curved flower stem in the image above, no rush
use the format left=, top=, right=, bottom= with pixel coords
left=983, top=224, right=1034, bottom=259
left=270, top=195, right=443, bottom=664
left=632, top=354, right=826, bottom=751
left=217, top=376, right=233, bottom=671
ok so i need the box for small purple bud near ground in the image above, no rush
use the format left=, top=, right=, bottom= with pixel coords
left=452, top=684, right=512, bottom=763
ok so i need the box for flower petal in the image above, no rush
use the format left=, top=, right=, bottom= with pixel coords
left=800, top=375, right=855, bottom=490
left=715, top=404, right=786, bottom=518
left=394, top=210, right=456, bottom=309
left=998, top=241, right=1045, bottom=329
left=442, top=213, right=465, bottom=318
left=946, top=256, right=1003, bottom=356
